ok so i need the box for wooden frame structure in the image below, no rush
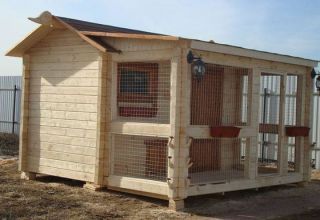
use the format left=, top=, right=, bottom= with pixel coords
left=6, top=11, right=318, bottom=210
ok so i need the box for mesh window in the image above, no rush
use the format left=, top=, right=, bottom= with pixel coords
left=191, top=63, right=251, bottom=126
left=258, top=74, right=281, bottom=174
left=117, top=62, right=171, bottom=123
left=112, top=134, right=168, bottom=181
left=189, top=138, right=247, bottom=184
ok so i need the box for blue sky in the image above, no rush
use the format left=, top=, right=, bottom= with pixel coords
left=1, top=0, right=319, bottom=75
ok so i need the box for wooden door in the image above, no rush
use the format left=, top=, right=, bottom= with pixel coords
left=190, top=64, right=224, bottom=172
left=191, top=64, right=224, bottom=125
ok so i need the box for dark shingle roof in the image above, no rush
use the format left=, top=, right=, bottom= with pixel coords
left=57, top=16, right=166, bottom=36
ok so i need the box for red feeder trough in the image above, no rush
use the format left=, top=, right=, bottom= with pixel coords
left=210, top=126, right=241, bottom=138
left=285, top=126, right=310, bottom=137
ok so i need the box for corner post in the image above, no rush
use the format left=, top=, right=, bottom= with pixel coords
left=168, top=45, right=187, bottom=210
left=19, top=54, right=30, bottom=172
left=279, top=74, right=288, bottom=175
left=248, top=68, right=260, bottom=179
left=91, top=52, right=108, bottom=190
left=302, top=67, right=313, bottom=181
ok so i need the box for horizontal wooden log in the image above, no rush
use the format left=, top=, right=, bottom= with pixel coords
left=188, top=173, right=303, bottom=196
left=30, top=61, right=99, bottom=71
left=28, top=133, right=96, bottom=148
left=28, top=117, right=97, bottom=130
left=30, top=70, right=99, bottom=78
left=28, top=149, right=95, bottom=165
left=29, top=125, right=97, bottom=138
left=186, top=126, right=257, bottom=138
left=27, top=156, right=95, bottom=173
left=29, top=142, right=96, bottom=156
left=29, top=94, right=98, bottom=104
left=111, top=122, right=171, bottom=137
left=29, top=102, right=97, bottom=113
left=107, top=175, right=168, bottom=197
left=28, top=164, right=94, bottom=182
left=30, top=77, right=99, bottom=87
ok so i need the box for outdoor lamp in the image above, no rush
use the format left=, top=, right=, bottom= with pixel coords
left=311, top=68, right=320, bottom=92
left=187, top=51, right=206, bottom=81
left=316, top=76, right=320, bottom=92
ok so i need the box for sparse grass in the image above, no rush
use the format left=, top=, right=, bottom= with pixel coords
left=1, top=159, right=320, bottom=219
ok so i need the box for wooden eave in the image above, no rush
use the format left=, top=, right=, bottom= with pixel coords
left=6, top=16, right=121, bottom=57
left=80, top=31, right=179, bottom=41
left=191, top=40, right=319, bottom=67
left=5, top=25, right=53, bottom=57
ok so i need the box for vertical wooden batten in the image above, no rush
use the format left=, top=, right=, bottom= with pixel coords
left=248, top=68, right=260, bottom=179
left=302, top=67, right=313, bottom=181
left=279, top=74, right=288, bottom=175
left=93, top=52, right=108, bottom=187
left=19, top=54, right=30, bottom=172
left=168, top=46, right=183, bottom=209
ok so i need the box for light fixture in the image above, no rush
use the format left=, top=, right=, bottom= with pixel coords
left=311, top=68, right=320, bottom=92
left=187, top=51, right=206, bottom=81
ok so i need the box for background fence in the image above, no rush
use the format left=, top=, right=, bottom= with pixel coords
left=0, top=75, right=320, bottom=169
left=0, top=76, right=22, bottom=135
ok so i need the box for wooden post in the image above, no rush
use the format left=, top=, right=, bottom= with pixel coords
left=168, top=46, right=184, bottom=210
left=302, top=67, right=313, bottom=181
left=248, top=68, right=260, bottom=179
left=90, top=52, right=108, bottom=190
left=19, top=55, right=30, bottom=172
left=279, top=74, right=288, bottom=175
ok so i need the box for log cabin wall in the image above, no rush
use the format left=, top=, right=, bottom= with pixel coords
left=25, top=29, right=101, bottom=182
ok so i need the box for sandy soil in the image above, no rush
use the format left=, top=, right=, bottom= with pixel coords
left=1, top=159, right=320, bottom=220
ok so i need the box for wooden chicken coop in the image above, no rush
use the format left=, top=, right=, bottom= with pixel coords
left=6, top=11, right=319, bottom=210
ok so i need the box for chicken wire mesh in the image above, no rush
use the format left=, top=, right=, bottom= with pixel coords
left=189, top=138, right=248, bottom=184
left=285, top=75, right=301, bottom=172
left=190, top=63, right=251, bottom=126
left=116, top=62, right=171, bottom=124
left=111, top=134, right=168, bottom=181
left=258, top=74, right=281, bottom=174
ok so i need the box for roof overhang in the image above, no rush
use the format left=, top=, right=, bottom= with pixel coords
left=191, top=40, right=319, bottom=67
left=6, top=12, right=121, bottom=57
left=6, top=25, right=53, bottom=57
left=6, top=11, right=179, bottom=57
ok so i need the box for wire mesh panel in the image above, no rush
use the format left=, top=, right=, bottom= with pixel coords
left=116, top=61, right=171, bottom=123
left=112, top=134, right=168, bottom=181
left=190, top=63, right=251, bottom=126
left=258, top=74, right=281, bottom=174
left=189, top=138, right=248, bottom=184
left=285, top=75, right=302, bottom=172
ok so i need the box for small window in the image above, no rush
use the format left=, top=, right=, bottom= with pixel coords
left=120, top=71, right=149, bottom=94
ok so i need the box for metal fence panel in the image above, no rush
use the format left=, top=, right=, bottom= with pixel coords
left=0, top=76, right=22, bottom=134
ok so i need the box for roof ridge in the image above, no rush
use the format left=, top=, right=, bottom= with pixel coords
left=56, top=16, right=165, bottom=36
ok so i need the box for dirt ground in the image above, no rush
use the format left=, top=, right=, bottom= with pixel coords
left=1, top=159, right=320, bottom=220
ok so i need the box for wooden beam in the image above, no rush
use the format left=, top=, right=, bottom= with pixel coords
left=248, top=68, right=261, bottom=179
left=19, top=55, right=30, bottom=171
left=80, top=31, right=179, bottom=41
left=303, top=67, right=313, bottom=181
left=188, top=173, right=303, bottom=196
left=279, top=74, right=288, bottom=175
left=93, top=52, right=108, bottom=185
left=6, top=25, right=53, bottom=57
left=186, top=126, right=257, bottom=139
left=53, top=16, right=117, bottom=53
left=168, top=47, right=182, bottom=200
left=107, top=175, right=168, bottom=197
left=110, top=122, right=171, bottom=137
left=191, top=40, right=318, bottom=67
